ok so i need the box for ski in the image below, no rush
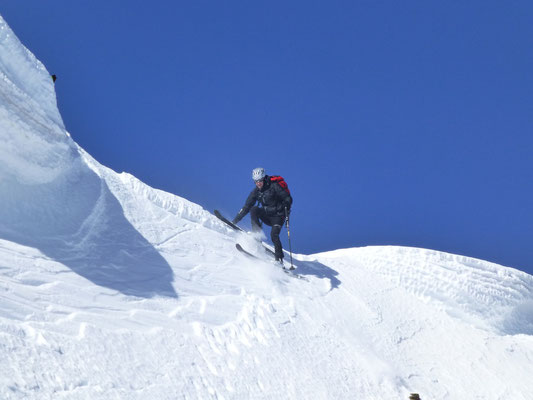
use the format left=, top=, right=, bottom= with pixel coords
left=235, top=243, right=259, bottom=259
left=214, top=209, right=244, bottom=232
left=235, top=244, right=307, bottom=281
left=214, top=209, right=276, bottom=258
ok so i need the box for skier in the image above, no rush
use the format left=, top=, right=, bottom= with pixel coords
left=232, top=167, right=293, bottom=264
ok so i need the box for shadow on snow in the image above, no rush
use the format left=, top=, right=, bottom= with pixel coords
left=289, top=256, right=341, bottom=289
left=0, top=166, right=177, bottom=299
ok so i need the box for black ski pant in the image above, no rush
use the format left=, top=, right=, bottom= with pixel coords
left=250, top=206, right=284, bottom=260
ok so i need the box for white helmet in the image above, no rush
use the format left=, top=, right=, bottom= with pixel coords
left=252, top=167, right=266, bottom=182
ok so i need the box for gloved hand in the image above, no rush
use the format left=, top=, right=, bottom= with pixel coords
left=234, top=206, right=250, bottom=225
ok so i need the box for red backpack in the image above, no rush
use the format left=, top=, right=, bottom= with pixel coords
left=270, top=175, right=291, bottom=196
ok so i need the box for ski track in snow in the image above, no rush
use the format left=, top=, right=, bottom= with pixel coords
left=1, top=12, right=533, bottom=400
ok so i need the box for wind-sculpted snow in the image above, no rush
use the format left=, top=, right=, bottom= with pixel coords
left=314, top=246, right=533, bottom=335
left=1, top=12, right=533, bottom=400
left=0, top=16, right=76, bottom=185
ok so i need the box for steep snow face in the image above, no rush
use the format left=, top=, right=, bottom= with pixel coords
left=0, top=15, right=77, bottom=185
left=1, top=13, right=533, bottom=400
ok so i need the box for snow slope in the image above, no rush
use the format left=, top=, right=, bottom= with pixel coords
left=1, top=14, right=533, bottom=399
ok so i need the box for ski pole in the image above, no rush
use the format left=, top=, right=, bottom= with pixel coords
left=285, top=207, right=294, bottom=270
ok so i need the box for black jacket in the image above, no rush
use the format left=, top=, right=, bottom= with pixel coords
left=233, top=176, right=293, bottom=224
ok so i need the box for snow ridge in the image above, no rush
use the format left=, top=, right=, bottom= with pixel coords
left=0, top=15, right=76, bottom=185
left=316, top=246, right=533, bottom=335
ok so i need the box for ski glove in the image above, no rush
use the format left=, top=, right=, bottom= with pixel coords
left=233, top=209, right=245, bottom=225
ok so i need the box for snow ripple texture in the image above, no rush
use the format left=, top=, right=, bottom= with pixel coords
left=1, top=12, right=533, bottom=400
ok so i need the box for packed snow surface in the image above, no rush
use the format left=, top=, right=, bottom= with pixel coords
left=1, top=14, right=533, bottom=400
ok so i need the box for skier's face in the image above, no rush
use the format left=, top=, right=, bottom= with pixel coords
left=255, top=180, right=264, bottom=189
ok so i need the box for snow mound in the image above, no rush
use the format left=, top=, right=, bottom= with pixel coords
left=315, top=246, right=533, bottom=335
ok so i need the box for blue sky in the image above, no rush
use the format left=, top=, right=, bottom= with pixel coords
left=2, top=1, right=532, bottom=273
